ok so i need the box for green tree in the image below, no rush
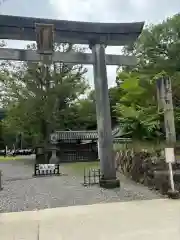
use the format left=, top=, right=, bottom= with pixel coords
left=63, top=98, right=97, bottom=130
left=1, top=43, right=88, bottom=145
left=115, top=72, right=163, bottom=140
left=115, top=14, right=180, bottom=140
left=124, top=14, right=180, bottom=75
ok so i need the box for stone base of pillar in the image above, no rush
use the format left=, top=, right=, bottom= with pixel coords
left=167, top=189, right=179, bottom=199
left=99, top=178, right=120, bottom=189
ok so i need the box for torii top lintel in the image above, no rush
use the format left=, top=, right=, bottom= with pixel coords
left=0, top=15, right=144, bottom=46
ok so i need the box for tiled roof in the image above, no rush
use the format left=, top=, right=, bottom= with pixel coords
left=51, top=128, right=123, bottom=141
left=55, top=131, right=98, bottom=140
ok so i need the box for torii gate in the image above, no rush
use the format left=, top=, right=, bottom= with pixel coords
left=0, top=14, right=144, bottom=188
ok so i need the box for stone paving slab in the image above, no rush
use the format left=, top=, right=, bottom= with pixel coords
left=0, top=199, right=180, bottom=240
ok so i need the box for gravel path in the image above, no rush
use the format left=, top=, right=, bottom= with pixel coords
left=0, top=159, right=163, bottom=213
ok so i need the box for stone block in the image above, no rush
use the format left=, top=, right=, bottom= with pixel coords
left=99, top=178, right=120, bottom=189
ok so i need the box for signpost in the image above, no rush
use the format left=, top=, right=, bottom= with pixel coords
left=39, top=164, right=56, bottom=171
left=165, top=148, right=175, bottom=192
left=34, top=163, right=60, bottom=176
left=157, top=77, right=179, bottom=198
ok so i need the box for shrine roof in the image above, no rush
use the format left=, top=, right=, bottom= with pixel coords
left=52, top=128, right=122, bottom=141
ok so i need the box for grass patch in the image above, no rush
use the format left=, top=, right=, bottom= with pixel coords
left=64, top=161, right=99, bottom=175
left=0, top=156, right=23, bottom=162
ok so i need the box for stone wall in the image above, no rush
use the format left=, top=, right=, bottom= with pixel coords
left=115, top=149, right=180, bottom=195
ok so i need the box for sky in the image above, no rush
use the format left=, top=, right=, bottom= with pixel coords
left=0, top=0, right=180, bottom=88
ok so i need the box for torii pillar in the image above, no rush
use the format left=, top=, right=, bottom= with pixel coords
left=91, top=43, right=120, bottom=188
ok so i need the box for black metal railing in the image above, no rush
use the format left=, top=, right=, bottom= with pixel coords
left=83, top=168, right=101, bottom=186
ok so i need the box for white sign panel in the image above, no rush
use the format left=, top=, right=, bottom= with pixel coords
left=165, top=148, right=175, bottom=163
left=39, top=164, right=56, bottom=171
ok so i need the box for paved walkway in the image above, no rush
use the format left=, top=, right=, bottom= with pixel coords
left=0, top=159, right=162, bottom=212
left=0, top=199, right=180, bottom=240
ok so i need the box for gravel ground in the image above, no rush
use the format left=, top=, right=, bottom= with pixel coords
left=0, top=158, right=163, bottom=213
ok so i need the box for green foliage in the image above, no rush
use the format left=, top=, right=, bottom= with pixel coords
left=125, top=14, right=180, bottom=74
left=0, top=43, right=89, bottom=146
left=60, top=98, right=96, bottom=130
left=115, top=14, right=180, bottom=140
left=115, top=72, right=162, bottom=140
